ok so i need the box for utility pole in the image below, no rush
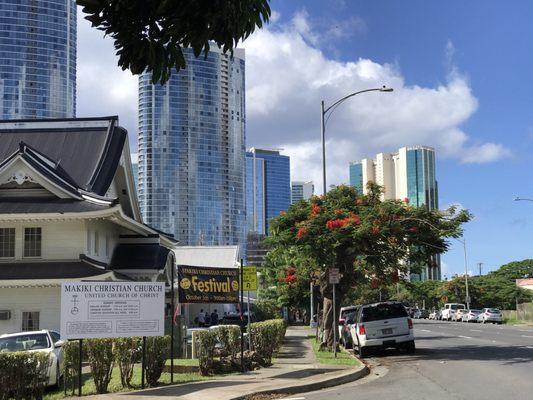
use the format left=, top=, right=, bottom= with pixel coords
left=477, top=262, right=483, bottom=276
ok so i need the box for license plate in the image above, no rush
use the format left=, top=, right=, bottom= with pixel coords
left=382, top=328, right=393, bottom=335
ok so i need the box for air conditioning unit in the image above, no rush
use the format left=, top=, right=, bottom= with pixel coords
left=0, top=310, right=11, bottom=320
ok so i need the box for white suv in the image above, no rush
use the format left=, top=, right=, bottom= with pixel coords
left=350, top=302, right=415, bottom=358
left=441, top=303, right=466, bottom=321
left=478, top=308, right=503, bottom=324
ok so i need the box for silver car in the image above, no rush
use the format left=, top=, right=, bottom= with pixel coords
left=478, top=308, right=503, bottom=324
left=462, top=309, right=482, bottom=322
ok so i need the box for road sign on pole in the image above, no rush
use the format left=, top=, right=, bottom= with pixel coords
left=329, top=268, right=340, bottom=284
left=242, top=266, right=258, bottom=291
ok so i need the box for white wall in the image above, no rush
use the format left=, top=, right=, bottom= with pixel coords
left=0, top=219, right=121, bottom=264
left=0, top=287, right=60, bottom=334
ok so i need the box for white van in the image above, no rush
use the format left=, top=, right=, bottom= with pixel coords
left=441, top=303, right=466, bottom=321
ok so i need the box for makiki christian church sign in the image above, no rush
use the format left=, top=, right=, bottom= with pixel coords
left=178, top=265, right=239, bottom=304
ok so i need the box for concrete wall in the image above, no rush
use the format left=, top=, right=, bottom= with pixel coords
left=0, top=287, right=60, bottom=334
left=502, top=302, right=533, bottom=322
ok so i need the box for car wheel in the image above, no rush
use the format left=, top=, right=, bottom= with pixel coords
left=404, top=340, right=415, bottom=354
left=359, top=345, right=370, bottom=358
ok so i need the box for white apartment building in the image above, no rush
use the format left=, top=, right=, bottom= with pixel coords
left=350, top=146, right=439, bottom=280
left=291, top=181, right=314, bottom=204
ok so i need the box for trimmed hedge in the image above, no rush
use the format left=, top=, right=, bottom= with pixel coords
left=86, top=338, right=115, bottom=394
left=0, top=351, right=51, bottom=399
left=144, top=336, right=170, bottom=387
left=215, top=325, right=241, bottom=359
left=113, top=337, right=141, bottom=388
left=249, top=319, right=286, bottom=366
left=194, top=330, right=217, bottom=375
left=62, top=340, right=83, bottom=396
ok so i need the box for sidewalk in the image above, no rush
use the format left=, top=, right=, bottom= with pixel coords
left=89, top=327, right=368, bottom=400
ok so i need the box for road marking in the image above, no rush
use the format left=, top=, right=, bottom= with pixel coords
left=458, top=335, right=473, bottom=339
left=419, top=329, right=432, bottom=332
left=281, top=397, right=306, bottom=400
left=470, top=329, right=482, bottom=332
left=521, top=335, right=533, bottom=338
left=525, top=346, right=533, bottom=349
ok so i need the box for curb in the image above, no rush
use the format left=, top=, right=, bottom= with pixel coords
left=230, top=364, right=370, bottom=400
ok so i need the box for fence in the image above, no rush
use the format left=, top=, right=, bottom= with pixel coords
left=502, top=302, right=533, bottom=322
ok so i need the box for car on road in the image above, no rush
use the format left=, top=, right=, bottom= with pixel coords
left=0, top=330, right=63, bottom=387
left=453, top=308, right=468, bottom=322
left=461, top=309, right=482, bottom=322
left=350, top=301, right=415, bottom=358
left=441, top=303, right=466, bottom=321
left=477, top=308, right=503, bottom=324
left=339, top=308, right=359, bottom=349
left=428, top=309, right=441, bottom=320
left=338, top=306, right=359, bottom=344
left=414, top=309, right=429, bottom=319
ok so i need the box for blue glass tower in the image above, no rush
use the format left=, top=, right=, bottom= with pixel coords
left=138, top=48, right=246, bottom=250
left=405, top=147, right=438, bottom=210
left=349, top=162, right=363, bottom=192
left=246, top=154, right=266, bottom=235
left=0, top=0, right=76, bottom=119
left=246, top=148, right=290, bottom=235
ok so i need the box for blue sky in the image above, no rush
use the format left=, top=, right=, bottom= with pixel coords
left=265, top=0, right=533, bottom=277
left=77, top=1, right=533, bottom=278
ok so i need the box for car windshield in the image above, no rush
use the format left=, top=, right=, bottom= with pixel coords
left=451, top=305, right=465, bottom=310
left=361, top=303, right=408, bottom=322
left=0, top=334, right=50, bottom=352
left=470, top=310, right=481, bottom=313
left=488, top=309, right=501, bottom=313
left=341, top=309, right=357, bottom=319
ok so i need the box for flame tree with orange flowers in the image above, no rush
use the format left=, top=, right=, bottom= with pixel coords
left=265, top=184, right=471, bottom=350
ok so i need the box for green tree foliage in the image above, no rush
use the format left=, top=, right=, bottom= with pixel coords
left=77, top=0, right=271, bottom=84
left=265, top=184, right=470, bottom=348
left=490, top=259, right=533, bottom=280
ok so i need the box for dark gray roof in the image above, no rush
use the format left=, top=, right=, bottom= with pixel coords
left=0, top=259, right=113, bottom=280
left=111, top=244, right=171, bottom=270
left=0, top=117, right=126, bottom=196
left=0, top=198, right=110, bottom=214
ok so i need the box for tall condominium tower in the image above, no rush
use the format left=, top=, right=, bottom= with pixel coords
left=246, top=148, right=290, bottom=235
left=0, top=0, right=76, bottom=119
left=350, top=146, right=439, bottom=280
left=138, top=47, right=246, bottom=250
left=291, top=181, right=314, bottom=204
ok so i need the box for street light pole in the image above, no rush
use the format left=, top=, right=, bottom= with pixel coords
left=461, top=239, right=470, bottom=309
left=320, top=86, right=393, bottom=194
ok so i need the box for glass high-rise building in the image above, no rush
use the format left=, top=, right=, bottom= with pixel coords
left=349, top=163, right=363, bottom=192
left=246, top=148, right=290, bottom=235
left=0, top=0, right=76, bottom=119
left=138, top=47, right=246, bottom=250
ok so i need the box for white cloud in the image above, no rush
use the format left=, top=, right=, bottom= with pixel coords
left=460, top=142, right=512, bottom=164
left=76, top=7, right=138, bottom=145
left=243, top=13, right=511, bottom=192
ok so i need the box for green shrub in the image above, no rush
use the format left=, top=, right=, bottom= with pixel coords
left=113, top=337, right=141, bottom=388
left=144, top=336, right=170, bottom=387
left=86, top=338, right=114, bottom=394
left=0, top=351, right=50, bottom=399
left=249, top=319, right=286, bottom=366
left=62, top=340, right=83, bottom=396
left=194, top=330, right=217, bottom=375
left=253, top=299, right=280, bottom=321
left=215, top=325, right=241, bottom=359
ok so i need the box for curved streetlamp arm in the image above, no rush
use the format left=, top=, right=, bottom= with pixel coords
left=324, top=88, right=386, bottom=114
left=514, top=197, right=533, bottom=202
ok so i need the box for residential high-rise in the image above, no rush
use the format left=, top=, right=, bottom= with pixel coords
left=291, top=181, right=314, bottom=204
left=246, top=148, right=290, bottom=235
left=138, top=47, right=246, bottom=251
left=349, top=146, right=439, bottom=280
left=0, top=0, right=76, bottom=119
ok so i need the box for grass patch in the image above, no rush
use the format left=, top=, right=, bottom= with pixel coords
left=308, top=335, right=360, bottom=366
left=165, top=358, right=200, bottom=366
left=44, top=365, right=208, bottom=399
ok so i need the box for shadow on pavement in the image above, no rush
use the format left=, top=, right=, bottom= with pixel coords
left=271, top=368, right=343, bottom=379
left=123, top=380, right=251, bottom=397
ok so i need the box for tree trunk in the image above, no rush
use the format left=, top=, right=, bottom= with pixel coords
left=320, top=295, right=334, bottom=350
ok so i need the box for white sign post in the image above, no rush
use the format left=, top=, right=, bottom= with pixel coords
left=60, top=282, right=165, bottom=340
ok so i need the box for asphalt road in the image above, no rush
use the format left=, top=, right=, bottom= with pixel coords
left=300, top=320, right=533, bottom=400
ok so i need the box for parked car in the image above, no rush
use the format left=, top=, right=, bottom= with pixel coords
left=414, top=309, right=429, bottom=319
left=350, top=301, right=415, bottom=358
left=428, top=310, right=437, bottom=320
left=339, top=307, right=359, bottom=349
left=441, top=303, right=466, bottom=321
left=453, top=308, right=468, bottom=322
left=0, top=330, right=63, bottom=387
left=462, top=309, right=482, bottom=322
left=477, top=308, right=503, bottom=324
left=338, top=306, right=359, bottom=340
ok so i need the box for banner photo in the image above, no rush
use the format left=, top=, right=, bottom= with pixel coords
left=178, top=265, right=239, bottom=303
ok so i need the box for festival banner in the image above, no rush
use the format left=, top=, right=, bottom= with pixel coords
left=178, top=265, right=239, bottom=303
